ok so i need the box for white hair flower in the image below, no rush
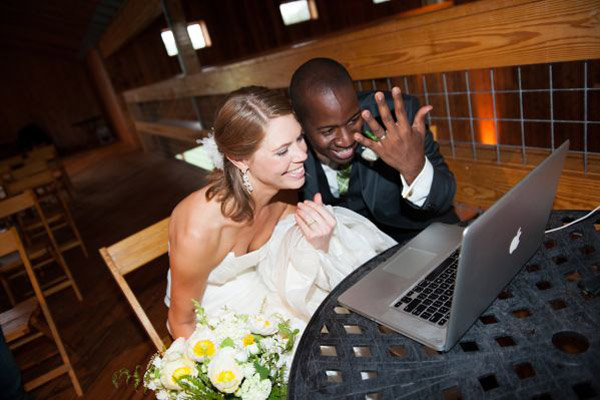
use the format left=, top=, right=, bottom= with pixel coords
left=198, top=132, right=224, bottom=170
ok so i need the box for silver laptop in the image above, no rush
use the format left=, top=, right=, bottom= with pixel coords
left=339, top=140, right=569, bottom=351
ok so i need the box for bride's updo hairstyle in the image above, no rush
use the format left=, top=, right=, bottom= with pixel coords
left=205, top=86, right=293, bottom=222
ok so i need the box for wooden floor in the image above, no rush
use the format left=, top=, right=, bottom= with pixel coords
left=1, top=148, right=208, bottom=399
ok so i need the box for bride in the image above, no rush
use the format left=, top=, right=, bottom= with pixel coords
left=165, top=86, right=395, bottom=339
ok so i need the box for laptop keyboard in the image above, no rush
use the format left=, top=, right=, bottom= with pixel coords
left=393, top=248, right=460, bottom=326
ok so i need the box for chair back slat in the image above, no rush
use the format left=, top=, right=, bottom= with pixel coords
left=0, top=155, right=24, bottom=170
left=103, top=218, right=170, bottom=275
left=0, top=228, right=19, bottom=257
left=99, top=217, right=170, bottom=352
left=11, top=161, right=49, bottom=181
left=6, top=170, right=55, bottom=196
left=27, top=145, right=57, bottom=162
left=0, top=190, right=36, bottom=219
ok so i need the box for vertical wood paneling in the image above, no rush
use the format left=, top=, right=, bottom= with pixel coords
left=0, top=49, right=102, bottom=154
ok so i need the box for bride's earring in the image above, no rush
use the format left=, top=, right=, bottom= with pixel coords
left=242, top=168, right=253, bottom=193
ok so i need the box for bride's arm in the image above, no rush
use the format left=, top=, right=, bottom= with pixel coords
left=167, top=206, right=223, bottom=339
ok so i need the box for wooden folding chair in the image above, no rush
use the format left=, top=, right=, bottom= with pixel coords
left=26, top=145, right=75, bottom=199
left=6, top=170, right=87, bottom=257
left=99, top=218, right=170, bottom=352
left=0, top=227, right=83, bottom=396
left=0, top=190, right=82, bottom=304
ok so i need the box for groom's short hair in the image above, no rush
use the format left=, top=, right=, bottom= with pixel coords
left=289, top=58, right=354, bottom=124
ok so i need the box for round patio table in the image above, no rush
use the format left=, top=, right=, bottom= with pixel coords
left=287, top=210, right=600, bottom=399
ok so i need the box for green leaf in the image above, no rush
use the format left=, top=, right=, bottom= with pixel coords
left=254, top=361, right=270, bottom=380
left=267, top=383, right=288, bottom=400
left=220, top=337, right=235, bottom=348
left=192, top=300, right=208, bottom=325
left=111, top=368, right=131, bottom=388
left=175, top=374, right=226, bottom=400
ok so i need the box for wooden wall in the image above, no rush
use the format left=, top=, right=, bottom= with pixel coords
left=104, top=0, right=476, bottom=92
left=0, top=49, right=103, bottom=156
left=105, top=18, right=181, bottom=93
left=118, top=0, right=600, bottom=210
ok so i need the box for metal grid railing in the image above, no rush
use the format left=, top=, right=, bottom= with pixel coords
left=358, top=60, right=600, bottom=174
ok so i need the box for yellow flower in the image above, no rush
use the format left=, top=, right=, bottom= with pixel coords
left=242, top=334, right=255, bottom=346
left=248, top=314, right=279, bottom=335
left=193, top=340, right=216, bottom=357
left=173, top=366, right=192, bottom=381
left=208, top=348, right=243, bottom=393
left=216, top=370, right=236, bottom=382
left=160, top=358, right=198, bottom=390
left=186, top=328, right=217, bottom=362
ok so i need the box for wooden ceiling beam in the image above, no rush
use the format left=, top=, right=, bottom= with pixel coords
left=98, top=0, right=163, bottom=58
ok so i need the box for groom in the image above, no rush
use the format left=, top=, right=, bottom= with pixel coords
left=289, top=58, right=458, bottom=243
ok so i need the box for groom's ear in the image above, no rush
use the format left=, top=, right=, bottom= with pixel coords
left=226, top=156, right=248, bottom=172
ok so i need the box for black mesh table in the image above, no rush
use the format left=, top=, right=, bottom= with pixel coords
left=288, top=211, right=600, bottom=399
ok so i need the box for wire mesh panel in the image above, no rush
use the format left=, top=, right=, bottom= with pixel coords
left=357, top=59, right=600, bottom=174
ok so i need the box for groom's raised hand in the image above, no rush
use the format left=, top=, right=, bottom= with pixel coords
left=354, top=87, right=431, bottom=185
left=295, top=193, right=336, bottom=252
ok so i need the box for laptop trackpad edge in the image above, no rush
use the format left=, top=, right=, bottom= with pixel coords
left=382, top=247, right=438, bottom=280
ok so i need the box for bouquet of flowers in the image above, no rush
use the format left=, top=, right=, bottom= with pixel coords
left=141, top=301, right=299, bottom=400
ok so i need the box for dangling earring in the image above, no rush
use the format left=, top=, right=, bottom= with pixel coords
left=242, top=168, right=253, bottom=193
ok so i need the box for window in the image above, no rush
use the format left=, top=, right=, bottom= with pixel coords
left=279, top=0, right=318, bottom=26
left=161, top=21, right=211, bottom=57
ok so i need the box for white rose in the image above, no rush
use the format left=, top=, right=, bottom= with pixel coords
left=248, top=314, right=279, bottom=336
left=163, top=337, right=187, bottom=362
left=160, top=357, right=198, bottom=390
left=186, top=327, right=218, bottom=362
left=208, top=348, right=244, bottom=394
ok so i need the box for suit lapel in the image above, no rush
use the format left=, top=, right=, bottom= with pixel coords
left=356, top=157, right=379, bottom=211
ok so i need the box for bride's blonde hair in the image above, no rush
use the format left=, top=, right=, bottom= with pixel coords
left=205, top=86, right=293, bottom=222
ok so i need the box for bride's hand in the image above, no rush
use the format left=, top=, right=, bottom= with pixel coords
left=295, top=193, right=336, bottom=252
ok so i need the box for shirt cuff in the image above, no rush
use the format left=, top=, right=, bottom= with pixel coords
left=400, top=157, right=433, bottom=207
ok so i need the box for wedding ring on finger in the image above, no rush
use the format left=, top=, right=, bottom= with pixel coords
left=380, top=132, right=387, bottom=140
left=306, top=218, right=316, bottom=227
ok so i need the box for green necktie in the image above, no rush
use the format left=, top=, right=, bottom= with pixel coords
left=336, top=164, right=352, bottom=196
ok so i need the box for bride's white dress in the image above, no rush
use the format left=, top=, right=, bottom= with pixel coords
left=165, top=206, right=396, bottom=329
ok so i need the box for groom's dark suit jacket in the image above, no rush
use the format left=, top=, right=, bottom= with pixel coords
left=300, top=91, right=459, bottom=243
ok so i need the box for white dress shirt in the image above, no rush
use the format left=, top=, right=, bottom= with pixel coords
left=321, top=156, right=433, bottom=207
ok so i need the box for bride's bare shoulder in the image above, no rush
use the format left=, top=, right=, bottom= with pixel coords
left=170, top=188, right=227, bottom=245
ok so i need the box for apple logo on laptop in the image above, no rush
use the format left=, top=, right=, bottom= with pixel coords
left=509, top=227, right=522, bottom=254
